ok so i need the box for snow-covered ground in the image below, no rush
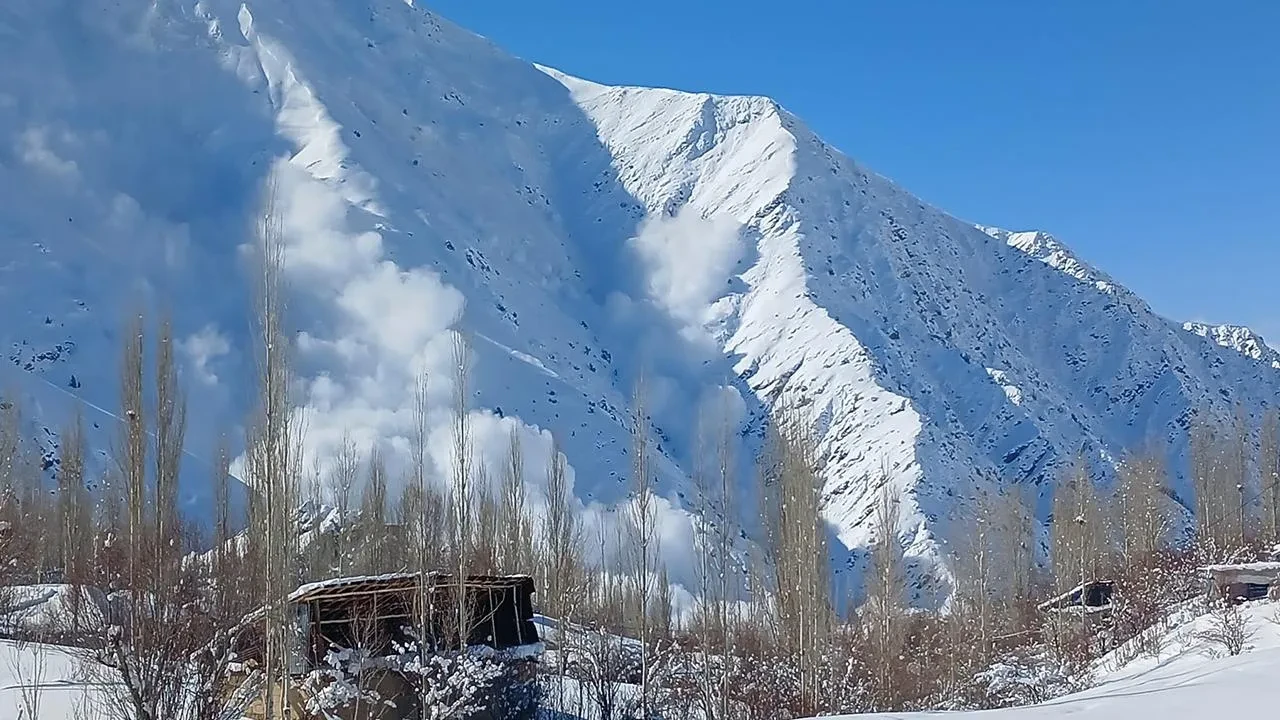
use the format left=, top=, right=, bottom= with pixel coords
left=3, top=0, right=1280, bottom=602
left=815, top=600, right=1280, bottom=719
left=0, top=639, right=106, bottom=719
left=4, top=595, right=1280, bottom=719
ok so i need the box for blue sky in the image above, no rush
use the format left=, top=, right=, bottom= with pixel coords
left=431, top=1, right=1279, bottom=342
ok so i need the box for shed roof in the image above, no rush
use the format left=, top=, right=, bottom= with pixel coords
left=289, top=572, right=535, bottom=604
left=1200, top=562, right=1280, bottom=585
left=1036, top=579, right=1113, bottom=612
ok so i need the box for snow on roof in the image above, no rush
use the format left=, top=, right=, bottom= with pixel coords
left=1200, top=561, right=1280, bottom=573
left=1200, top=562, right=1280, bottom=585
left=1036, top=580, right=1113, bottom=612
left=288, top=572, right=534, bottom=603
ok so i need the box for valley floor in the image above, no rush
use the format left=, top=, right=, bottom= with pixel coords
left=5, top=600, right=1280, bottom=718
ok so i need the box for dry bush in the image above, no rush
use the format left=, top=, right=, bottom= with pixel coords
left=1197, top=599, right=1254, bottom=656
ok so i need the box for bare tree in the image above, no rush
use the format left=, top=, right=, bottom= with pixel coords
left=690, top=393, right=739, bottom=720
left=118, top=311, right=148, bottom=623
left=863, top=482, right=906, bottom=709
left=212, top=436, right=233, bottom=561
left=497, top=427, right=534, bottom=574
left=55, top=409, right=89, bottom=568
left=1116, top=445, right=1174, bottom=566
left=1050, top=454, right=1107, bottom=591
left=244, top=174, right=306, bottom=717
left=449, top=332, right=475, bottom=650
left=626, top=374, right=659, bottom=717
left=1190, top=411, right=1237, bottom=555
left=761, top=403, right=831, bottom=713
left=540, top=433, right=583, bottom=709
left=357, top=446, right=390, bottom=574
left=471, top=464, right=500, bottom=575
left=153, top=313, right=188, bottom=574
left=85, top=312, right=266, bottom=720
left=321, top=431, right=361, bottom=577
left=952, top=485, right=997, bottom=662
left=1261, top=409, right=1280, bottom=542
left=541, top=436, right=582, bottom=617
left=55, top=408, right=92, bottom=636
left=1228, top=407, right=1251, bottom=547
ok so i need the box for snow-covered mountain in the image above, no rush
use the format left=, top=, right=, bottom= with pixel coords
left=2, top=0, right=1278, bottom=602
left=1183, top=322, right=1280, bottom=369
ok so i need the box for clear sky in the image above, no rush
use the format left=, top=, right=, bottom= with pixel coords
left=430, top=1, right=1279, bottom=342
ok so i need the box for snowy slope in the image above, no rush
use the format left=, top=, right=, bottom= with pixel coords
left=812, top=599, right=1280, bottom=719
left=2, top=0, right=1279, bottom=600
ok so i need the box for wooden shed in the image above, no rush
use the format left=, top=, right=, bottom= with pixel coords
left=287, top=572, right=540, bottom=672
left=235, top=572, right=541, bottom=720
left=1201, top=562, right=1280, bottom=604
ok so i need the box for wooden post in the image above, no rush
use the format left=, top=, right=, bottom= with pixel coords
left=489, top=587, right=498, bottom=646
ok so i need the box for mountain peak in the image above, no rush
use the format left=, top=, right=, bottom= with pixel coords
left=1183, top=322, right=1280, bottom=367
left=978, top=225, right=1118, bottom=293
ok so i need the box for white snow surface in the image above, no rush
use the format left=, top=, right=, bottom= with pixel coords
left=814, top=599, right=1280, bottom=719
left=2, top=0, right=1280, bottom=602
left=0, top=639, right=106, bottom=719
left=0, top=585, right=108, bottom=637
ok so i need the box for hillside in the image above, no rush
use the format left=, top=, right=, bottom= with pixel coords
left=2, top=0, right=1279, bottom=600
left=811, top=598, right=1280, bottom=720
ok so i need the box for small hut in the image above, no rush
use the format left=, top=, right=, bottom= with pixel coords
left=1201, top=562, right=1280, bottom=604
left=1037, top=579, right=1114, bottom=616
left=237, top=572, right=541, bottom=720
left=287, top=572, right=540, bottom=670
left=1037, top=579, right=1115, bottom=639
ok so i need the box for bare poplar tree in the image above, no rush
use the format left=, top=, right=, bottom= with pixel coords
left=1190, top=411, right=1233, bottom=554
left=497, top=427, right=533, bottom=574
left=1116, top=445, right=1173, bottom=565
left=211, top=434, right=236, bottom=615
left=0, top=395, right=22, bottom=584
left=953, top=486, right=996, bottom=660
left=1261, top=409, right=1280, bottom=542
left=863, top=481, right=905, bottom=709
left=324, top=431, right=361, bottom=576
left=118, top=311, right=147, bottom=622
left=1225, top=407, right=1250, bottom=547
left=244, top=175, right=306, bottom=716
left=0, top=394, right=18, bottom=498
left=450, top=332, right=475, bottom=649
left=472, top=464, right=500, bottom=574
left=652, top=563, right=673, bottom=642
left=627, top=374, right=659, bottom=717
left=761, top=403, right=830, bottom=713
left=541, top=435, right=581, bottom=618
left=55, top=408, right=90, bottom=587
left=153, top=314, right=187, bottom=563
left=691, top=393, right=740, bottom=720
left=87, top=313, right=242, bottom=720
left=1050, top=454, right=1106, bottom=590
left=539, top=433, right=583, bottom=710
left=357, top=445, right=390, bottom=573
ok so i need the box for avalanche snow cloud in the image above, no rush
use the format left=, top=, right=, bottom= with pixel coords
left=1, top=0, right=1278, bottom=602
